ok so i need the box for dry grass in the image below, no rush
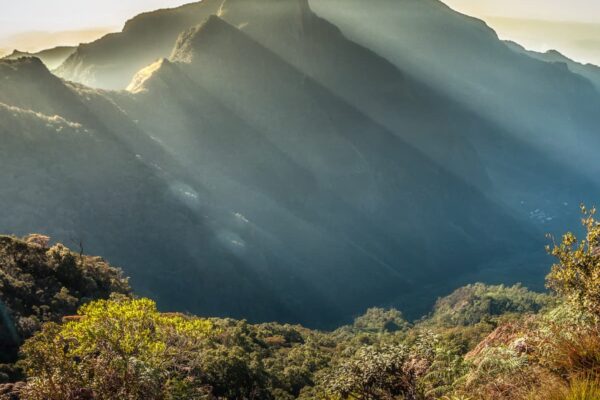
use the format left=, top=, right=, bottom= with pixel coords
left=528, top=377, right=600, bottom=400
left=541, top=325, right=600, bottom=378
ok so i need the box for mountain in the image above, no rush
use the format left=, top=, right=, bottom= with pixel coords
left=0, top=12, right=538, bottom=327
left=55, top=0, right=599, bottom=233
left=0, top=57, right=300, bottom=325
left=217, top=0, right=489, bottom=187
left=55, top=1, right=222, bottom=89
left=1, top=0, right=598, bottom=328
left=1, top=46, right=76, bottom=69
left=311, top=0, right=600, bottom=179
left=115, top=14, right=538, bottom=322
left=506, top=41, right=600, bottom=92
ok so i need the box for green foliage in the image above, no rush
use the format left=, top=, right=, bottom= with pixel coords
left=427, top=283, right=552, bottom=328
left=321, top=343, right=429, bottom=400
left=0, top=235, right=130, bottom=367
left=546, top=205, right=600, bottom=317
left=21, top=298, right=213, bottom=400
left=352, top=308, right=410, bottom=333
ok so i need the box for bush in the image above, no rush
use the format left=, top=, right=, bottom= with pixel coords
left=427, top=283, right=551, bottom=328
left=546, top=206, right=600, bottom=317
left=321, top=342, right=431, bottom=400
left=21, top=298, right=213, bottom=400
left=353, top=308, right=410, bottom=333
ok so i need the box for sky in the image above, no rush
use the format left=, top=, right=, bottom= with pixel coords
left=0, top=0, right=191, bottom=54
left=0, top=0, right=599, bottom=64
left=444, top=0, right=600, bottom=64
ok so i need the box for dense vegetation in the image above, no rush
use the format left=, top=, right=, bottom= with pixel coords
left=1, top=207, right=599, bottom=399
left=0, top=235, right=130, bottom=384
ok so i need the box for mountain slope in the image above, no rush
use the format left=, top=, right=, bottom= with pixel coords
left=311, top=0, right=600, bottom=178
left=218, top=0, right=488, bottom=188
left=0, top=58, right=300, bottom=325
left=2, top=1, right=598, bottom=328
left=121, top=15, right=538, bottom=318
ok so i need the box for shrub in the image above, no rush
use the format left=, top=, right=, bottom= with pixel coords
left=427, top=283, right=551, bottom=328
left=20, top=298, right=213, bottom=400
left=546, top=206, right=600, bottom=318
left=353, top=308, right=410, bottom=333
left=321, top=343, right=430, bottom=400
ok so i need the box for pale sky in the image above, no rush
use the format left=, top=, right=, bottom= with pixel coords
left=0, top=0, right=191, bottom=53
left=443, top=0, right=600, bottom=24
left=444, top=0, right=600, bottom=64
left=0, top=0, right=599, bottom=64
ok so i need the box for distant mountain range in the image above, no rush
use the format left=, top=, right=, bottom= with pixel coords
left=0, top=0, right=598, bottom=327
left=1, top=46, right=75, bottom=69
left=506, top=40, right=600, bottom=92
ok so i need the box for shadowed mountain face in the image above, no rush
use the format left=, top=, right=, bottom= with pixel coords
left=0, top=58, right=298, bottom=324
left=311, top=0, right=600, bottom=178
left=120, top=14, right=542, bottom=318
left=1, top=0, right=598, bottom=327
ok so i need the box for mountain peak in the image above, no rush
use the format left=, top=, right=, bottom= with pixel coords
left=121, top=1, right=221, bottom=34
left=9, top=49, right=26, bottom=56
left=219, top=0, right=314, bottom=36
left=127, top=58, right=177, bottom=93
left=171, top=15, right=240, bottom=63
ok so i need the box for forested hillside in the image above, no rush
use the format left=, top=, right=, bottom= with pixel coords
left=0, top=208, right=599, bottom=399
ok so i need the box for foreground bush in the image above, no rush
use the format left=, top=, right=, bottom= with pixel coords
left=21, top=298, right=213, bottom=400
left=546, top=206, right=600, bottom=318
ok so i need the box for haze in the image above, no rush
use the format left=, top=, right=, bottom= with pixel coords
left=444, top=0, right=600, bottom=64
left=0, top=0, right=191, bottom=54
left=0, top=0, right=599, bottom=64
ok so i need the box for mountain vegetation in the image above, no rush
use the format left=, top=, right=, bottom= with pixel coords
left=0, top=208, right=598, bottom=399
left=0, top=234, right=129, bottom=383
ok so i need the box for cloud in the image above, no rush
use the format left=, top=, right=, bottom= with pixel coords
left=0, top=28, right=114, bottom=53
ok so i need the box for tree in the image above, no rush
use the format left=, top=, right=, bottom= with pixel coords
left=546, top=205, right=600, bottom=317
left=353, top=308, right=410, bottom=333
left=322, top=344, right=430, bottom=400
left=21, top=298, right=213, bottom=400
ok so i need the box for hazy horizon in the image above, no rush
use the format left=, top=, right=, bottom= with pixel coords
left=444, top=0, right=600, bottom=64
left=1, top=0, right=599, bottom=65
